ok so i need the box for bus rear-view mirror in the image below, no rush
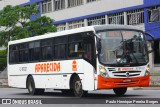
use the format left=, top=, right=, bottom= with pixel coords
left=144, top=32, right=154, bottom=53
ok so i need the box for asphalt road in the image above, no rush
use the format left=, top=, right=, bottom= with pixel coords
left=0, top=88, right=160, bottom=107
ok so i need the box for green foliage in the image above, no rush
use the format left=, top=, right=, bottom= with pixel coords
left=0, top=3, right=56, bottom=47
left=28, top=16, right=56, bottom=36
left=0, top=31, right=8, bottom=46
left=11, top=26, right=30, bottom=40
left=0, top=50, right=7, bottom=71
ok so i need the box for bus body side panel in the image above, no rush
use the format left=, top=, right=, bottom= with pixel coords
left=8, top=59, right=85, bottom=89
left=33, top=60, right=94, bottom=90
left=33, top=75, right=67, bottom=89
left=8, top=65, right=27, bottom=88
left=33, top=59, right=84, bottom=89
left=83, top=61, right=95, bottom=91
left=8, top=76, right=27, bottom=88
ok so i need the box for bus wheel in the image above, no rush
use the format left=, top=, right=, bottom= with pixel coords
left=113, top=87, right=127, bottom=96
left=73, top=76, right=87, bottom=97
left=27, top=76, right=44, bottom=95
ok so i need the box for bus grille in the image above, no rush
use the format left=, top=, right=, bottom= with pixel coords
left=108, top=68, right=116, bottom=72
left=112, top=71, right=141, bottom=77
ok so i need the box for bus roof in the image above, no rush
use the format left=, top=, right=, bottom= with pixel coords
left=8, top=25, right=143, bottom=45
left=94, top=24, right=143, bottom=32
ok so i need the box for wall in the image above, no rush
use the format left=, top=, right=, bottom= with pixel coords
left=0, top=0, right=30, bottom=10
left=43, top=0, right=143, bottom=22
left=144, top=0, right=160, bottom=39
left=144, top=0, right=160, bottom=6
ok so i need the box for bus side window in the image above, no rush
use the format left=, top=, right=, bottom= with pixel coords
left=68, top=33, right=83, bottom=58
left=83, top=35, right=94, bottom=61
left=54, top=36, right=67, bottom=59
left=84, top=43, right=92, bottom=61
left=41, top=39, right=53, bottom=60
left=54, top=44, right=66, bottom=59
left=19, top=43, right=29, bottom=62
left=29, top=41, right=40, bottom=61
left=68, top=42, right=83, bottom=58
left=9, top=45, right=19, bottom=64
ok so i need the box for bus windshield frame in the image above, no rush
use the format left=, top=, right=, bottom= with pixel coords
left=96, top=29, right=149, bottom=67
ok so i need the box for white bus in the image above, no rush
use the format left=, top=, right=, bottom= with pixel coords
left=8, top=25, right=154, bottom=97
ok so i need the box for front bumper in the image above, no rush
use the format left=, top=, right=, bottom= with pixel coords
left=97, top=75, right=150, bottom=89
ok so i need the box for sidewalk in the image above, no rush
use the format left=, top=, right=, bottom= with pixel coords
left=0, top=78, right=8, bottom=87
left=133, top=87, right=160, bottom=90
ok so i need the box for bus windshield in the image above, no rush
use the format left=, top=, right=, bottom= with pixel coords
left=97, top=30, right=148, bottom=66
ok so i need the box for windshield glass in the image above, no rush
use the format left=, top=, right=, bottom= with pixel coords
left=97, top=30, right=148, bottom=66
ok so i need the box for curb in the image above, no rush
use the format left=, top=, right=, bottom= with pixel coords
left=133, top=87, right=160, bottom=90
left=0, top=85, right=10, bottom=88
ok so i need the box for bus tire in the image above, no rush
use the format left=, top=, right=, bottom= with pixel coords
left=73, top=76, right=87, bottom=97
left=27, top=76, right=44, bottom=95
left=113, top=87, right=127, bottom=96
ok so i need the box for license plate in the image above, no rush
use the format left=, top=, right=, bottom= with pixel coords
left=123, top=79, right=131, bottom=82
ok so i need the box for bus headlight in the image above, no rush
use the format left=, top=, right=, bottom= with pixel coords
left=99, top=66, right=109, bottom=78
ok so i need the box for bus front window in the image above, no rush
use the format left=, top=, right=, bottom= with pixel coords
left=97, top=30, right=148, bottom=66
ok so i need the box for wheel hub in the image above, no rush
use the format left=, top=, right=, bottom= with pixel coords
left=75, top=81, right=82, bottom=93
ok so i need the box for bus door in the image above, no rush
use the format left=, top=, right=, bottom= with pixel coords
left=83, top=32, right=96, bottom=90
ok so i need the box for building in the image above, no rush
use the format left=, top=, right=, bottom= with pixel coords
left=0, top=0, right=160, bottom=66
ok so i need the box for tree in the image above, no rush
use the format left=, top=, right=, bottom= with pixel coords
left=28, top=16, right=57, bottom=36
left=0, top=50, right=7, bottom=71
left=0, top=4, right=56, bottom=47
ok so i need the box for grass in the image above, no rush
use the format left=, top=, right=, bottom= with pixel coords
left=150, top=73, right=160, bottom=76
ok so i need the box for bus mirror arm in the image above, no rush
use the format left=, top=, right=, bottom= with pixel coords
left=144, top=32, right=154, bottom=53
left=94, top=53, right=98, bottom=59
